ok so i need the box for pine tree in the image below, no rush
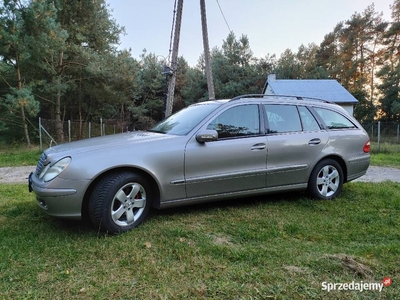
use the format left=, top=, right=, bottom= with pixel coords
left=377, top=0, right=400, bottom=121
left=0, top=0, right=40, bottom=146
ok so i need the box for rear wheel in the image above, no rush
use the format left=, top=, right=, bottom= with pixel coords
left=307, top=159, right=343, bottom=200
left=88, top=171, right=152, bottom=233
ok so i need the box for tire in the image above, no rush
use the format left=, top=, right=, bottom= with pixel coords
left=88, top=171, right=152, bottom=234
left=307, top=159, right=343, bottom=200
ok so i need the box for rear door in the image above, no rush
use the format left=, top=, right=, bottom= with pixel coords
left=184, top=104, right=267, bottom=198
left=264, top=104, right=329, bottom=187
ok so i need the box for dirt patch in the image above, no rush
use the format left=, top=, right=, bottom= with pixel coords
left=283, top=265, right=307, bottom=275
left=0, top=166, right=35, bottom=184
left=324, top=254, right=373, bottom=279
left=353, top=166, right=400, bottom=183
left=210, top=234, right=234, bottom=246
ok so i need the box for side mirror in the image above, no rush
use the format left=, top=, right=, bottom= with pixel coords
left=196, top=130, right=218, bottom=143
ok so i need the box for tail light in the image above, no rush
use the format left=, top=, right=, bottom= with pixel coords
left=363, top=140, right=370, bottom=153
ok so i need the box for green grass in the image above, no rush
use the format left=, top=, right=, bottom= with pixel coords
left=0, top=147, right=41, bottom=167
left=370, top=153, right=400, bottom=168
left=370, top=142, right=400, bottom=154
left=369, top=142, right=400, bottom=168
left=0, top=182, right=399, bottom=299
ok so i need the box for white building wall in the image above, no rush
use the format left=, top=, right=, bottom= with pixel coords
left=341, top=104, right=354, bottom=115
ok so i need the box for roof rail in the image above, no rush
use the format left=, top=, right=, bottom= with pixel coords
left=230, top=94, right=334, bottom=104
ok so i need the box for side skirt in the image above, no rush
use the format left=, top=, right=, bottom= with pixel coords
left=158, top=183, right=307, bottom=209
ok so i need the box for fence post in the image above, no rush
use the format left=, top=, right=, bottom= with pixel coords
left=68, top=120, right=71, bottom=142
left=377, top=121, right=381, bottom=152
left=397, top=124, right=399, bottom=143
left=100, top=118, right=103, bottom=136
left=39, top=117, right=43, bottom=152
left=371, top=123, right=374, bottom=141
left=89, top=122, right=91, bottom=138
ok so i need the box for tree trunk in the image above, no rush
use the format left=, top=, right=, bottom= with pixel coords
left=78, top=76, right=82, bottom=140
left=55, top=51, right=65, bottom=143
left=20, top=101, right=31, bottom=147
left=16, top=55, right=31, bottom=147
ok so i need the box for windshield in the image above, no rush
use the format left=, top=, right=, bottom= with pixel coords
left=150, top=103, right=220, bottom=135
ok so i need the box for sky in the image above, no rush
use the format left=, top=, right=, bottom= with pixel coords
left=106, top=0, right=394, bottom=66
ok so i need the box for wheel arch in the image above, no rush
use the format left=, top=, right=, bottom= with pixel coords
left=312, top=154, right=348, bottom=182
left=81, top=167, right=161, bottom=221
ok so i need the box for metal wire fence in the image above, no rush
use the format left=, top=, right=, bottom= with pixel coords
left=361, top=122, right=400, bottom=143
left=361, top=121, right=400, bottom=153
left=38, top=118, right=400, bottom=152
left=38, top=118, right=132, bottom=151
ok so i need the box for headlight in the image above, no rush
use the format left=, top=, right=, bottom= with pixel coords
left=39, top=157, right=71, bottom=182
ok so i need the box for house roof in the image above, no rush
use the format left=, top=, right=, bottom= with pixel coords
left=263, top=78, right=358, bottom=104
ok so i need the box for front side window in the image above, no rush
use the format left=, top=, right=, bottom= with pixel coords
left=264, top=104, right=302, bottom=133
left=207, top=104, right=260, bottom=139
left=314, top=107, right=356, bottom=129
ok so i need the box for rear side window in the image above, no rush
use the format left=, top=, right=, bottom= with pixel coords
left=314, top=107, right=356, bottom=129
left=264, top=105, right=302, bottom=133
left=298, top=106, right=321, bottom=131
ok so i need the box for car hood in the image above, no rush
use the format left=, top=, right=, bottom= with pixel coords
left=44, top=131, right=177, bottom=157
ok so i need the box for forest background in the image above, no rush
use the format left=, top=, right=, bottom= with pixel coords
left=1, top=0, right=400, bottom=147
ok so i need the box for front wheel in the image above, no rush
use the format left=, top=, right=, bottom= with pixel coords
left=307, top=159, right=343, bottom=200
left=88, top=171, right=152, bottom=233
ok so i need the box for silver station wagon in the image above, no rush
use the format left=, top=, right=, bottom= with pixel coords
left=29, top=95, right=371, bottom=233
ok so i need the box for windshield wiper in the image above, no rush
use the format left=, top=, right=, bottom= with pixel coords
left=147, top=129, right=166, bottom=134
left=327, top=126, right=355, bottom=129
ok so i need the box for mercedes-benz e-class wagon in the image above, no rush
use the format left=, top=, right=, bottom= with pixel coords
left=29, top=94, right=370, bottom=233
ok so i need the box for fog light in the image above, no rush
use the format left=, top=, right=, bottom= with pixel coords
left=37, top=198, right=48, bottom=210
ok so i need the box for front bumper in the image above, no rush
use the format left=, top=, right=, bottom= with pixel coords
left=28, top=172, right=89, bottom=219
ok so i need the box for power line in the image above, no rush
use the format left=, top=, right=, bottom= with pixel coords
left=215, top=0, right=231, bottom=32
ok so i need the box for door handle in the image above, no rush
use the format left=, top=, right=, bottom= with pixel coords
left=308, top=138, right=321, bottom=145
left=251, top=143, right=266, bottom=150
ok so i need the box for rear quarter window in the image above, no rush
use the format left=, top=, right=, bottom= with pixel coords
left=314, top=107, right=356, bottom=129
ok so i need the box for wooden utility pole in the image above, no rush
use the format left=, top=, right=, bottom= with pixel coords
left=200, top=0, right=215, bottom=100
left=165, top=0, right=184, bottom=118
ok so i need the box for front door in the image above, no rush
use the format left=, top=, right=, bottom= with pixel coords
left=184, top=104, right=267, bottom=198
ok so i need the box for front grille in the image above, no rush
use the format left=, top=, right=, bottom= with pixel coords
left=36, top=153, right=47, bottom=176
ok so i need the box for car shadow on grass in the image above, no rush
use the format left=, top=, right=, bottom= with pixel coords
left=36, top=192, right=308, bottom=235
left=148, top=191, right=306, bottom=219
